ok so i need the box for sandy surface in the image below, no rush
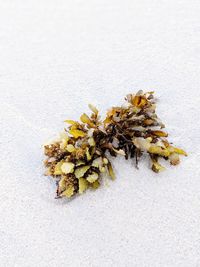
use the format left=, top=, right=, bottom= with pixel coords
left=0, top=0, right=200, bottom=266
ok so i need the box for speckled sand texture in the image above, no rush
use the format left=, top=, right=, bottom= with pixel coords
left=0, top=1, right=200, bottom=266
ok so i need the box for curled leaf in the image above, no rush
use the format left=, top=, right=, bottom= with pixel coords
left=79, top=178, right=88, bottom=194
left=64, top=120, right=77, bottom=125
left=86, top=172, right=99, bottom=183
left=80, top=113, right=96, bottom=127
left=66, top=144, right=75, bottom=152
left=108, top=162, right=115, bottom=180
left=88, top=104, right=98, bottom=115
left=54, top=161, right=63, bottom=175
left=169, top=146, right=187, bottom=156
left=69, top=129, right=86, bottom=138
left=151, top=160, right=165, bottom=173
left=61, top=162, right=75, bottom=174
left=92, top=180, right=100, bottom=189
left=132, top=95, right=147, bottom=108
left=75, top=165, right=90, bottom=179
left=61, top=185, right=74, bottom=198
left=151, top=130, right=168, bottom=137
left=148, top=145, right=170, bottom=157
left=86, top=147, right=92, bottom=161
left=58, top=175, right=67, bottom=192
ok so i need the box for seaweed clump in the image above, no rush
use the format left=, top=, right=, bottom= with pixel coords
left=44, top=91, right=187, bottom=198
left=44, top=105, right=114, bottom=198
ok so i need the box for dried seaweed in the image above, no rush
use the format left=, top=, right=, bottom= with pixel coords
left=44, top=105, right=111, bottom=198
left=43, top=91, right=187, bottom=198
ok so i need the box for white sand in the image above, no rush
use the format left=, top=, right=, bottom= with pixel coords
left=0, top=1, right=200, bottom=266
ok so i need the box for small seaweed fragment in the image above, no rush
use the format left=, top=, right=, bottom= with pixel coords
left=103, top=90, right=187, bottom=172
left=44, top=105, right=112, bottom=198
left=43, top=91, right=187, bottom=199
